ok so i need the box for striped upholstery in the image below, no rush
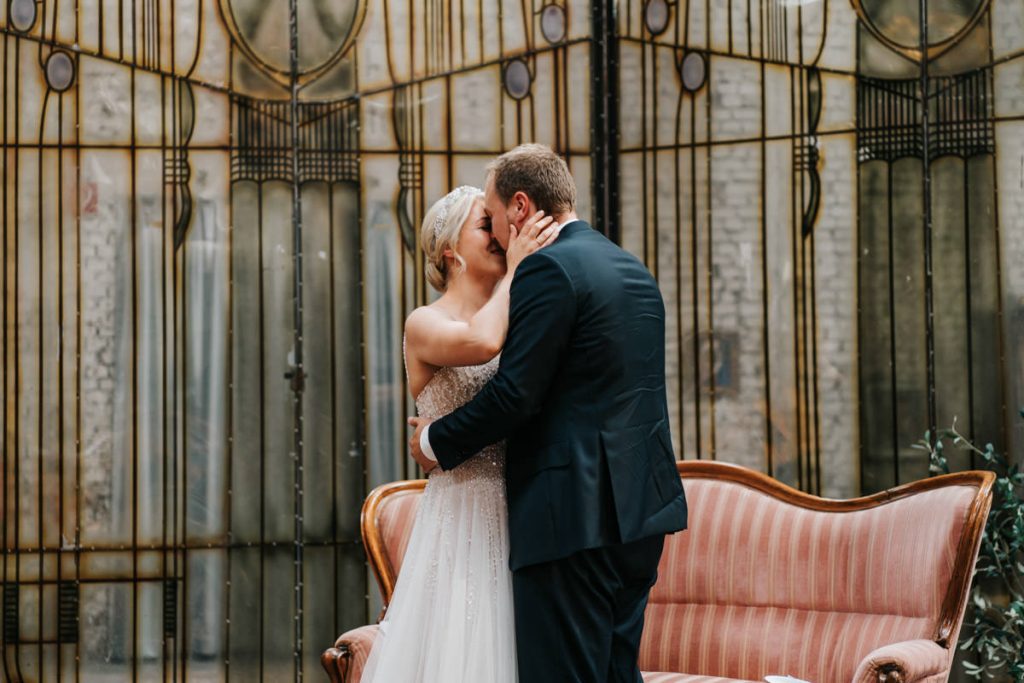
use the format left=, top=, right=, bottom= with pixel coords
left=639, top=477, right=978, bottom=682
left=642, top=673, right=757, bottom=683
left=376, top=488, right=422, bottom=582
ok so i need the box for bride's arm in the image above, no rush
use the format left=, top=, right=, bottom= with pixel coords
left=404, top=283, right=513, bottom=368
left=405, top=212, right=559, bottom=369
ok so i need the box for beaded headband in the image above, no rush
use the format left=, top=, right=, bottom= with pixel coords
left=432, top=185, right=483, bottom=242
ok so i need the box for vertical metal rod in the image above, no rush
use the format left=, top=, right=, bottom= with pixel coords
left=919, top=0, right=938, bottom=446
left=288, top=0, right=305, bottom=679
left=1, top=28, right=11, bottom=683
left=590, top=0, right=620, bottom=242
left=11, top=34, right=26, bottom=683
left=759, top=56, right=773, bottom=477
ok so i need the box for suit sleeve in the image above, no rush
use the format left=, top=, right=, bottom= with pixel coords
left=429, top=252, right=576, bottom=471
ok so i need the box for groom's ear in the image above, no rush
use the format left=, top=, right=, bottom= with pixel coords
left=511, top=190, right=531, bottom=221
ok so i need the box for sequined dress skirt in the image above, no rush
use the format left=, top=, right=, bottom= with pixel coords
left=360, top=453, right=516, bottom=682
left=362, top=358, right=518, bottom=683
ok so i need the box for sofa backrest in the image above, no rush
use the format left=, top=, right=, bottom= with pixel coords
left=638, top=463, right=992, bottom=682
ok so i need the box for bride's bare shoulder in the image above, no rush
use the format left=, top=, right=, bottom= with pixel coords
left=405, top=303, right=454, bottom=337
left=404, top=305, right=454, bottom=362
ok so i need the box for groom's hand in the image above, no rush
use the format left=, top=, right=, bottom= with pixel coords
left=408, top=417, right=438, bottom=474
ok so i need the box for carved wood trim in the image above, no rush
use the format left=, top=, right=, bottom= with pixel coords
left=360, top=479, right=428, bottom=608
left=320, top=644, right=351, bottom=683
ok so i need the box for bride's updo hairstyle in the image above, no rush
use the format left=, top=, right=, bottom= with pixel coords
left=421, top=185, right=484, bottom=292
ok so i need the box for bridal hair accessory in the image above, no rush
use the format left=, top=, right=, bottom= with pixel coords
left=433, top=186, right=482, bottom=241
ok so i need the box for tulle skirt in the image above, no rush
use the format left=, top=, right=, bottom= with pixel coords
left=361, top=461, right=518, bottom=683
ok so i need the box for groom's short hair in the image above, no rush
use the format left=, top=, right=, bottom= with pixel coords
left=487, top=144, right=576, bottom=216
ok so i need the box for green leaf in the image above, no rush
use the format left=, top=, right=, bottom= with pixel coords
left=936, top=411, right=1024, bottom=677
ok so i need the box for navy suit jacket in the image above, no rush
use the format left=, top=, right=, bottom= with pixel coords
left=429, top=220, right=687, bottom=570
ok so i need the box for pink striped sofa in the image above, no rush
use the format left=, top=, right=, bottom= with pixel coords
left=322, top=462, right=993, bottom=683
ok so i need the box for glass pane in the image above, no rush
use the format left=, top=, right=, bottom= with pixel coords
left=185, top=152, right=231, bottom=543
left=260, top=180, right=296, bottom=543
left=137, top=581, right=164, bottom=680
left=362, top=156, right=404, bottom=489
left=137, top=150, right=166, bottom=547
left=765, top=139, right=798, bottom=486
left=996, top=121, right=1024, bottom=463
left=710, top=57, right=761, bottom=141
left=857, top=161, right=896, bottom=492
left=451, top=66, right=502, bottom=151
left=656, top=148, right=685, bottom=458
left=710, top=142, right=766, bottom=470
left=814, top=136, right=858, bottom=499
left=993, top=59, right=1024, bottom=118
left=230, top=181, right=263, bottom=546
left=17, top=147, right=41, bottom=547
left=79, top=150, right=134, bottom=547
left=966, top=156, right=1004, bottom=456
left=187, top=550, right=226, bottom=682
left=930, top=157, right=971, bottom=470
left=891, top=157, right=928, bottom=485
left=300, top=183, right=334, bottom=541
left=262, top=549, right=295, bottom=682
left=301, top=547, right=335, bottom=679
left=331, top=184, right=366, bottom=541
left=227, top=547, right=261, bottom=683
left=80, top=583, right=133, bottom=683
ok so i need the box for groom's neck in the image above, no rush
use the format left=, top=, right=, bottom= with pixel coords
left=554, top=211, right=578, bottom=225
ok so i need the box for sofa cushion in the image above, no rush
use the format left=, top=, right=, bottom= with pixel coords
left=642, top=603, right=930, bottom=681
left=643, top=673, right=759, bottom=683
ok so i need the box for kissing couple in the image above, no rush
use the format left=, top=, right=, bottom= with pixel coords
left=361, top=143, right=689, bottom=683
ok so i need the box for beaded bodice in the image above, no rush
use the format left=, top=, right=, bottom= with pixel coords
left=415, top=355, right=506, bottom=481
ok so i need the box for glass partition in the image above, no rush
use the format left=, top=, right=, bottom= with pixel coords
left=2, top=0, right=1021, bottom=680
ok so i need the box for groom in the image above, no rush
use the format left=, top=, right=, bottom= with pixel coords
left=409, top=143, right=687, bottom=682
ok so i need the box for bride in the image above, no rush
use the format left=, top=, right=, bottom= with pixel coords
left=360, top=185, right=560, bottom=682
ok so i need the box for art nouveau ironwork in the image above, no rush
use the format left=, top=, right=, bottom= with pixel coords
left=2, top=0, right=1023, bottom=681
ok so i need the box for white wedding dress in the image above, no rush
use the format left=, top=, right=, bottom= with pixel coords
left=361, top=355, right=518, bottom=683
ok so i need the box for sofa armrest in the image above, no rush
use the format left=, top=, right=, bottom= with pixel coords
left=852, top=639, right=950, bottom=683
left=321, top=625, right=380, bottom=683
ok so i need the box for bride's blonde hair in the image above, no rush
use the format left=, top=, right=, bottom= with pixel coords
left=421, top=186, right=484, bottom=292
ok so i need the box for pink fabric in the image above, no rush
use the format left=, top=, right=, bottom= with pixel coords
left=852, top=639, right=951, bottom=682
left=642, top=673, right=758, bottom=683
left=331, top=624, right=379, bottom=682
left=642, top=603, right=932, bottom=681
left=639, top=477, right=977, bottom=681
left=376, top=489, right=422, bottom=580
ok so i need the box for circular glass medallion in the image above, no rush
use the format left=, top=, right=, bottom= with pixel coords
left=852, top=0, right=990, bottom=60
left=679, top=52, right=706, bottom=92
left=540, top=5, right=566, bottom=43
left=45, top=51, right=75, bottom=92
left=10, top=0, right=38, bottom=32
left=504, top=59, right=532, bottom=100
left=644, top=0, right=671, bottom=35
left=219, top=0, right=365, bottom=85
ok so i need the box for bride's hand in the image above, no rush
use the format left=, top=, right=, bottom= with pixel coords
left=505, top=211, right=560, bottom=273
